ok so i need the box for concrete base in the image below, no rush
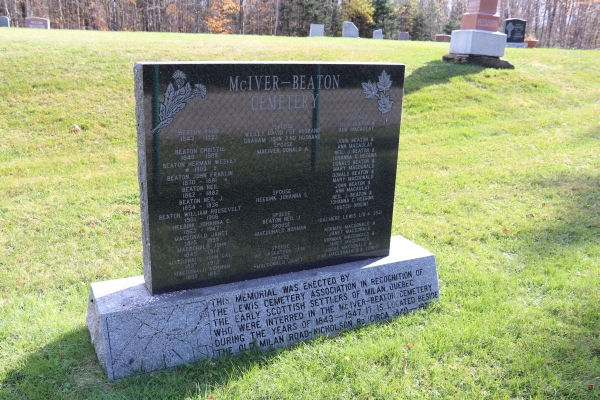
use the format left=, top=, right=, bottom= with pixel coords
left=506, top=42, right=527, bottom=48
left=450, top=29, right=507, bottom=57
left=87, top=235, right=438, bottom=380
left=442, top=53, right=514, bottom=69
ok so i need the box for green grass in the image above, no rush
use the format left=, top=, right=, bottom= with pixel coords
left=1, top=28, right=599, bottom=399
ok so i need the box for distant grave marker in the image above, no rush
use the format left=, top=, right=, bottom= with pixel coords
left=0, top=16, right=10, bottom=27
left=309, top=24, right=324, bottom=37
left=373, top=29, right=383, bottom=39
left=445, top=0, right=514, bottom=68
left=502, top=18, right=527, bottom=48
left=398, top=32, right=410, bottom=40
left=342, top=21, right=359, bottom=38
left=25, top=17, right=50, bottom=29
left=435, top=34, right=452, bottom=42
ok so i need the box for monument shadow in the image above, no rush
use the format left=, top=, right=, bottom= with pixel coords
left=404, top=60, right=484, bottom=96
left=4, top=323, right=356, bottom=398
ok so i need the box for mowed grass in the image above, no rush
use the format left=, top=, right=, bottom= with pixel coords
left=0, top=28, right=599, bottom=399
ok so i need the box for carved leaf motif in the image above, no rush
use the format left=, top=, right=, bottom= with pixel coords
left=152, top=70, right=208, bottom=134
left=194, top=84, right=207, bottom=98
left=165, top=83, right=175, bottom=106
left=362, top=81, right=378, bottom=99
left=378, top=94, right=393, bottom=119
left=377, top=70, right=392, bottom=92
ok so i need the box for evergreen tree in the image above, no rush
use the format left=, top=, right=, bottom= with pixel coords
left=371, top=0, right=396, bottom=38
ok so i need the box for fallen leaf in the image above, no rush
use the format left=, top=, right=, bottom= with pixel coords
left=73, top=124, right=81, bottom=131
left=526, top=213, right=535, bottom=218
left=502, top=227, right=509, bottom=233
left=208, top=395, right=217, bottom=400
left=403, top=358, right=408, bottom=374
left=587, top=384, right=595, bottom=390
left=542, top=202, right=546, bottom=207
left=405, top=340, right=413, bottom=350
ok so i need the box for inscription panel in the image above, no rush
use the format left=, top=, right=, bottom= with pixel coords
left=135, top=63, right=404, bottom=294
left=91, top=236, right=439, bottom=379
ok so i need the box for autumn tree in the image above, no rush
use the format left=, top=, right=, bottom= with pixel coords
left=206, top=0, right=239, bottom=33
left=343, top=0, right=375, bottom=37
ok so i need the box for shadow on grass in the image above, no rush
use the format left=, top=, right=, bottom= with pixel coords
left=405, top=60, right=484, bottom=95
left=2, top=324, right=288, bottom=399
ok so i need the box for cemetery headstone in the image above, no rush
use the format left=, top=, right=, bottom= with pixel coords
left=87, top=62, right=439, bottom=380
left=447, top=0, right=511, bottom=66
left=398, top=32, right=410, bottom=40
left=502, top=18, right=527, bottom=47
left=373, top=29, right=383, bottom=39
left=342, top=21, right=359, bottom=38
left=435, top=34, right=452, bottom=42
left=0, top=16, right=10, bottom=27
left=25, top=17, right=50, bottom=29
left=309, top=24, right=324, bottom=37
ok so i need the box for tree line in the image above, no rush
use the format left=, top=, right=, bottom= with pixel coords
left=2, top=0, right=598, bottom=49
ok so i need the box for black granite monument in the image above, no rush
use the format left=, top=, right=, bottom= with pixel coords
left=136, top=63, right=405, bottom=294
left=503, top=18, right=526, bottom=43
left=87, top=62, right=440, bottom=380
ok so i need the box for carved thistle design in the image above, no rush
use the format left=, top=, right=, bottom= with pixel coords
left=361, top=70, right=393, bottom=123
left=152, top=70, right=207, bottom=134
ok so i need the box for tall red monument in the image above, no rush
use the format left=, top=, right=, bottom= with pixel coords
left=461, top=0, right=501, bottom=31
left=448, top=0, right=507, bottom=59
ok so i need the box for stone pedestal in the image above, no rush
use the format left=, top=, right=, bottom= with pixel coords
left=447, top=0, right=508, bottom=60
left=87, top=235, right=438, bottom=380
left=450, top=30, right=506, bottom=57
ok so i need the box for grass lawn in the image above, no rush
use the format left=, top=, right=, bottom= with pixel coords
left=0, top=28, right=599, bottom=399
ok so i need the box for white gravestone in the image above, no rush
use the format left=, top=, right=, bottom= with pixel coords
left=309, top=24, right=324, bottom=37
left=0, top=16, right=10, bottom=27
left=373, top=29, right=383, bottom=39
left=342, top=21, right=359, bottom=38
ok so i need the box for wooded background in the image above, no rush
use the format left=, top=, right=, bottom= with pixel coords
left=2, top=0, right=598, bottom=49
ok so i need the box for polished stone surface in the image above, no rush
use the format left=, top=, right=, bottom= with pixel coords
left=342, top=21, right=359, bottom=38
left=461, top=0, right=500, bottom=31
left=398, top=32, right=410, bottom=40
left=0, top=16, right=10, bottom=27
left=87, top=235, right=438, bottom=380
left=450, top=29, right=506, bottom=57
left=309, top=24, right=324, bottom=37
left=502, top=18, right=526, bottom=43
left=373, top=29, right=383, bottom=39
left=134, top=62, right=405, bottom=294
left=25, top=17, right=50, bottom=29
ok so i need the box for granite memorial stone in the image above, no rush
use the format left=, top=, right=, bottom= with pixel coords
left=309, top=24, right=324, bottom=37
left=135, top=63, right=404, bottom=295
left=373, top=29, right=383, bottom=39
left=0, top=16, right=10, bottom=27
left=435, top=34, right=452, bottom=42
left=25, top=17, right=50, bottom=29
left=502, top=18, right=527, bottom=47
left=398, top=32, right=410, bottom=40
left=87, top=62, right=440, bottom=380
left=342, top=21, right=359, bottom=38
left=449, top=0, right=506, bottom=57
